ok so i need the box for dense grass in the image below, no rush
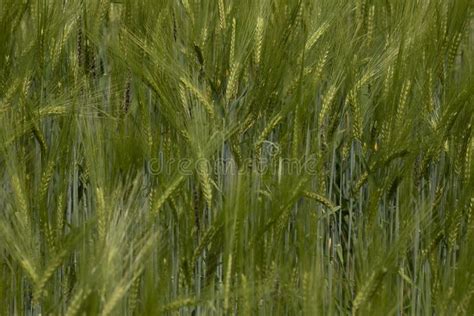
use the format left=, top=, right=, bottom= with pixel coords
left=0, top=0, right=473, bottom=315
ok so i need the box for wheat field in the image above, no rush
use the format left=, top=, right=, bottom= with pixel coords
left=0, top=0, right=473, bottom=315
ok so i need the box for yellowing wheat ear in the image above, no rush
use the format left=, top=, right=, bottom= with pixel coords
left=254, top=16, right=264, bottom=67
left=305, top=22, right=329, bottom=53
left=255, top=113, right=283, bottom=162
left=225, top=62, right=239, bottom=103
left=218, top=0, right=226, bottom=30
left=318, top=84, right=337, bottom=129
left=226, top=19, right=238, bottom=103
left=196, top=156, right=213, bottom=210
left=353, top=268, right=388, bottom=313
left=96, top=186, right=107, bottom=241
left=396, top=79, right=412, bottom=127
left=11, top=174, right=29, bottom=229
left=181, top=77, right=215, bottom=120
left=366, top=5, right=375, bottom=45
